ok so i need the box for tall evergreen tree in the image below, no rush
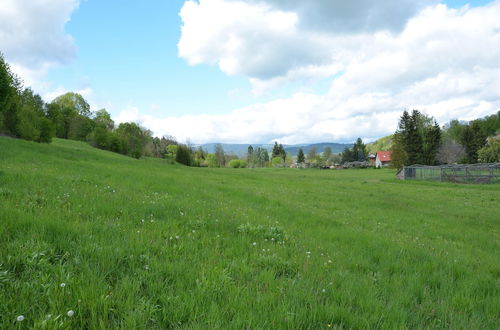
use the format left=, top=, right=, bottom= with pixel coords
left=297, top=148, right=305, bottom=163
left=393, top=110, right=441, bottom=166
left=246, top=145, right=254, bottom=166
left=422, top=121, right=442, bottom=165
left=461, top=121, right=487, bottom=163
left=277, top=143, right=286, bottom=161
left=271, top=142, right=280, bottom=159
left=352, top=138, right=367, bottom=161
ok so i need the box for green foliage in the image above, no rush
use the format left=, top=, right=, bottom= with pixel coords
left=306, top=147, right=317, bottom=162
left=322, top=147, right=332, bottom=162
left=391, top=133, right=408, bottom=169
left=115, top=122, right=152, bottom=158
left=366, top=135, right=393, bottom=154
left=52, top=92, right=91, bottom=118
left=205, top=153, right=218, bottom=167
left=254, top=147, right=269, bottom=167
left=175, top=144, right=193, bottom=166
left=272, top=142, right=286, bottom=161
left=0, top=53, right=22, bottom=135
left=297, top=148, right=305, bottom=163
left=214, top=144, right=225, bottom=167
left=460, top=121, right=487, bottom=163
left=271, top=156, right=283, bottom=167
left=0, top=137, right=498, bottom=328
left=477, top=137, right=500, bottom=163
left=228, top=159, right=247, bottom=168
left=0, top=55, right=55, bottom=143
left=393, top=110, right=441, bottom=167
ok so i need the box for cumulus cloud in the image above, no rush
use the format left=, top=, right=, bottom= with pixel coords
left=149, top=1, right=500, bottom=143
left=178, top=0, right=437, bottom=83
left=0, top=0, right=79, bottom=86
left=232, top=0, right=437, bottom=33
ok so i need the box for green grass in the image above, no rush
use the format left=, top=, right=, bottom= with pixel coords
left=1, top=137, right=499, bottom=329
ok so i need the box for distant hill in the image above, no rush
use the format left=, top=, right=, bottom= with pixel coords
left=284, top=142, right=351, bottom=156
left=198, top=142, right=352, bottom=156
left=197, top=143, right=274, bottom=156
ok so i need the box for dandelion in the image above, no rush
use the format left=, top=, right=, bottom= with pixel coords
left=252, top=242, right=257, bottom=246
left=175, top=235, right=180, bottom=239
left=60, top=283, right=66, bottom=288
left=67, top=310, right=74, bottom=317
left=16, top=315, right=25, bottom=322
left=322, top=289, right=326, bottom=293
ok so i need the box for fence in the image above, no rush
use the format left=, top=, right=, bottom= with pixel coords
left=399, top=163, right=500, bottom=184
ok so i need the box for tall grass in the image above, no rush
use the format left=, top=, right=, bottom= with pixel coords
left=1, top=137, right=499, bottom=328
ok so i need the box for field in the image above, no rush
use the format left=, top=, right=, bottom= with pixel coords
left=0, top=137, right=499, bottom=329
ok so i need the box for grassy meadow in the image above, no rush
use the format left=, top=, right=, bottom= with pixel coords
left=0, top=137, right=499, bottom=329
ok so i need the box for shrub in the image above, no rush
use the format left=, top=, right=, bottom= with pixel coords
left=271, top=156, right=284, bottom=167
left=228, top=159, right=247, bottom=168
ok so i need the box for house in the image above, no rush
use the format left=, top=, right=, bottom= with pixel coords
left=367, top=153, right=376, bottom=166
left=375, top=151, right=391, bottom=168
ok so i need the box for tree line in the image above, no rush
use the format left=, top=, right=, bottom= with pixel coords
left=3, top=53, right=498, bottom=168
left=392, top=109, right=499, bottom=168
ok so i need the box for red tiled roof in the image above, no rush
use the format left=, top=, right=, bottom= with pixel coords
left=376, top=151, right=391, bottom=162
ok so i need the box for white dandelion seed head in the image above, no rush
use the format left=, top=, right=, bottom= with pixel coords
left=16, top=315, right=25, bottom=322
left=67, top=310, right=74, bottom=317
left=252, top=242, right=257, bottom=246
left=322, top=289, right=326, bottom=293
left=60, top=283, right=66, bottom=288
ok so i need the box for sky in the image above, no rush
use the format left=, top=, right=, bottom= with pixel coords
left=1, top=0, right=499, bottom=144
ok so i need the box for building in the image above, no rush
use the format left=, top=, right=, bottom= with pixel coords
left=375, top=151, right=391, bottom=168
left=367, top=153, right=376, bottom=166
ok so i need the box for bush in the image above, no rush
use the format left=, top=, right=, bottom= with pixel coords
left=228, top=159, right=247, bottom=168
left=478, top=137, right=500, bottom=162
left=271, top=156, right=284, bottom=167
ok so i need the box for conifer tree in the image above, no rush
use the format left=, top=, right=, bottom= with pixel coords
left=297, top=148, right=305, bottom=163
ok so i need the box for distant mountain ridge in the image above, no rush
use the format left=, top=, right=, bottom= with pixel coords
left=197, top=142, right=353, bottom=156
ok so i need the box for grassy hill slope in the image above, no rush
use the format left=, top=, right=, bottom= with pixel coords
left=0, top=138, right=498, bottom=328
left=367, top=135, right=393, bottom=154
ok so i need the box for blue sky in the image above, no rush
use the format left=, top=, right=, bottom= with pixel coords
left=1, top=0, right=499, bottom=143
left=48, top=0, right=250, bottom=116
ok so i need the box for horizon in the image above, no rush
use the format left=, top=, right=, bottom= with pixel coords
left=1, top=0, right=499, bottom=144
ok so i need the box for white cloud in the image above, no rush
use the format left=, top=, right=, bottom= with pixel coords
left=0, top=0, right=79, bottom=86
left=178, top=0, right=437, bottom=85
left=232, top=0, right=437, bottom=33
left=142, top=1, right=500, bottom=144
